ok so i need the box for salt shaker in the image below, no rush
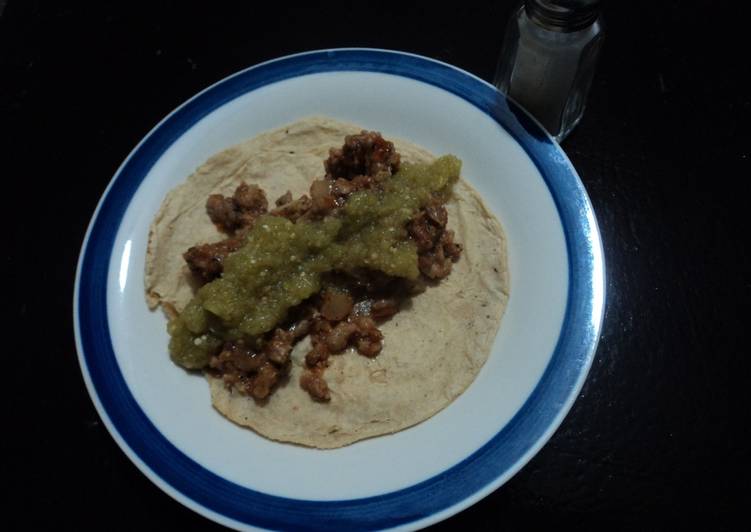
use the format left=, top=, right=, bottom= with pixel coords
left=493, top=0, right=604, bottom=141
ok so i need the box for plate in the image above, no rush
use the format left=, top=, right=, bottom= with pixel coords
left=74, top=49, right=605, bottom=530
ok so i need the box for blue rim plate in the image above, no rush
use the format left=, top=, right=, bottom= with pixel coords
left=74, top=49, right=605, bottom=530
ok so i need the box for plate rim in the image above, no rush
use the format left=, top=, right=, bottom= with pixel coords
left=73, top=48, right=605, bottom=530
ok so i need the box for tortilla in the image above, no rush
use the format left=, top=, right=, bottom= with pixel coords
left=145, top=116, right=509, bottom=448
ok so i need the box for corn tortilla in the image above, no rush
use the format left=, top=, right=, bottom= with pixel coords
left=145, top=116, right=509, bottom=448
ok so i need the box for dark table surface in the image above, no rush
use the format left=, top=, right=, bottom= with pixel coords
left=3, top=1, right=746, bottom=529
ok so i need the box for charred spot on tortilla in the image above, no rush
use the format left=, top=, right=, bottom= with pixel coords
left=145, top=116, right=509, bottom=449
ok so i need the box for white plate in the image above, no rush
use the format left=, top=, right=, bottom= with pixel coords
left=74, top=49, right=605, bottom=530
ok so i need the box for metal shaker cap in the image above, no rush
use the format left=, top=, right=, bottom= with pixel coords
left=525, top=0, right=601, bottom=32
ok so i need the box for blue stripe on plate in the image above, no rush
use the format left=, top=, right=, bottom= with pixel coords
left=76, top=49, right=604, bottom=530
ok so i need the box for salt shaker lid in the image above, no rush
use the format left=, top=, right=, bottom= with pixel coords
left=525, top=0, right=602, bottom=32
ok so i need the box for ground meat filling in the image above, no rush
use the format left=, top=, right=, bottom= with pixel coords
left=300, top=369, right=330, bottom=402
left=308, top=179, right=338, bottom=216
left=183, top=236, right=244, bottom=283
left=184, top=183, right=268, bottom=283
left=207, top=182, right=268, bottom=234
left=408, top=199, right=463, bottom=279
left=182, top=132, right=462, bottom=402
left=271, top=194, right=312, bottom=222
left=275, top=190, right=293, bottom=206
left=303, top=313, right=383, bottom=363
left=302, top=131, right=403, bottom=218
left=208, top=328, right=294, bottom=401
left=295, top=278, right=399, bottom=401
left=325, top=131, right=400, bottom=181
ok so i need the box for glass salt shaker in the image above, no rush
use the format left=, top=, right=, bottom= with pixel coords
left=493, top=0, right=605, bottom=141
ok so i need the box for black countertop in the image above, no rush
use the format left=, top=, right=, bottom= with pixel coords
left=3, top=1, right=744, bottom=529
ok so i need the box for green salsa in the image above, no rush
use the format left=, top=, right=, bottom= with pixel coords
left=169, top=155, right=461, bottom=369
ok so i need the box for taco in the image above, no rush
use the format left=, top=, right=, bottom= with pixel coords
left=145, top=116, right=509, bottom=448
